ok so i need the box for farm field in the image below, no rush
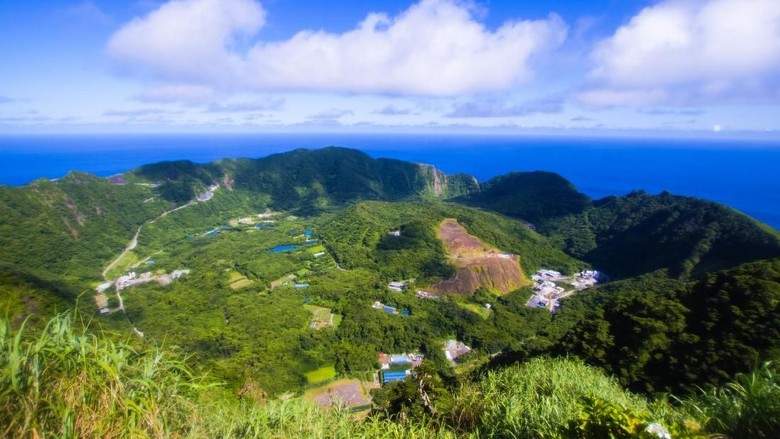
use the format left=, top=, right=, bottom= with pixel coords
left=305, top=365, right=337, bottom=385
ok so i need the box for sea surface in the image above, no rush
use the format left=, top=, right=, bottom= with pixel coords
left=1, top=133, right=779, bottom=229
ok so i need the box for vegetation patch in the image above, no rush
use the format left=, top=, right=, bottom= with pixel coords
left=305, top=379, right=371, bottom=409
left=303, top=304, right=334, bottom=329
left=105, top=250, right=139, bottom=279
left=305, top=365, right=337, bottom=385
left=457, top=302, right=491, bottom=320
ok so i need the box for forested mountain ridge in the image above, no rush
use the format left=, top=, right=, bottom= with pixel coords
left=461, top=172, right=780, bottom=279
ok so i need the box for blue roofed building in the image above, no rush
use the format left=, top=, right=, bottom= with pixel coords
left=382, top=370, right=408, bottom=385
left=389, top=354, right=411, bottom=366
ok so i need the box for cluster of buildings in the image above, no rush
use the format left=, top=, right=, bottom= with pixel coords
left=572, top=270, right=602, bottom=289
left=527, top=269, right=603, bottom=312
left=377, top=353, right=424, bottom=384
left=114, top=269, right=191, bottom=291
left=372, top=301, right=410, bottom=316
left=388, top=281, right=407, bottom=292
left=416, top=290, right=441, bottom=300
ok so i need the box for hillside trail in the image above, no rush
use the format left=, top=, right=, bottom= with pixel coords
left=99, top=185, right=219, bottom=338
left=101, top=184, right=219, bottom=281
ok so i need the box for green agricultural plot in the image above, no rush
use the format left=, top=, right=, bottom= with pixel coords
left=303, top=304, right=334, bottom=329
left=304, top=365, right=337, bottom=385
left=227, top=270, right=253, bottom=290
left=458, top=302, right=492, bottom=320
left=105, top=250, right=140, bottom=279
left=307, top=245, right=326, bottom=254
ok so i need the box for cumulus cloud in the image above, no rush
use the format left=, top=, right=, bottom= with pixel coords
left=108, top=0, right=566, bottom=97
left=108, top=0, right=265, bottom=84
left=579, top=0, right=780, bottom=106
left=445, top=96, right=564, bottom=118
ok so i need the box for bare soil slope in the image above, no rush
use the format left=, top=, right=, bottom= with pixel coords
left=430, top=219, right=530, bottom=295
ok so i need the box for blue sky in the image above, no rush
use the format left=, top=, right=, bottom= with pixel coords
left=1, top=0, right=779, bottom=136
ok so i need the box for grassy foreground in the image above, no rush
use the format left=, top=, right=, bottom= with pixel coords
left=1, top=311, right=778, bottom=438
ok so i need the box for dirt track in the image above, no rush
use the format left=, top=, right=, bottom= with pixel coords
left=430, top=219, right=529, bottom=295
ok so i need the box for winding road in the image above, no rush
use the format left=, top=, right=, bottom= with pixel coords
left=99, top=184, right=220, bottom=337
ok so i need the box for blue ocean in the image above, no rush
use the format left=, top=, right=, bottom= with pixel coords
left=1, top=133, right=779, bottom=229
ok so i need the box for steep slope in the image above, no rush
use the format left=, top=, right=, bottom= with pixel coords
left=319, top=201, right=584, bottom=282
left=456, top=171, right=591, bottom=229
left=552, top=191, right=780, bottom=278
left=456, top=171, right=780, bottom=279
left=225, top=147, right=478, bottom=212
left=0, top=172, right=167, bottom=285
left=429, top=219, right=530, bottom=295
left=555, top=258, right=780, bottom=393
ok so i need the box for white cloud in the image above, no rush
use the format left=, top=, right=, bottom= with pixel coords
left=580, top=0, right=780, bottom=106
left=108, top=0, right=265, bottom=85
left=108, top=0, right=566, bottom=97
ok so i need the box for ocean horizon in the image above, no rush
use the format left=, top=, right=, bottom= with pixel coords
left=1, top=133, right=779, bottom=229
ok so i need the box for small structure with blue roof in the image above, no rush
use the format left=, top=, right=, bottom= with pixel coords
left=382, top=370, right=408, bottom=385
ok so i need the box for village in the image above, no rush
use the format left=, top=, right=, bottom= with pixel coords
left=304, top=338, right=474, bottom=412
left=526, top=268, right=604, bottom=312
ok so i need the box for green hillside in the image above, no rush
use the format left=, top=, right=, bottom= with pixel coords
left=555, top=258, right=780, bottom=393
left=1, top=146, right=780, bottom=437
left=460, top=174, right=780, bottom=279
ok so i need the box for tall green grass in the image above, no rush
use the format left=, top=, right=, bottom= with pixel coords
left=0, top=311, right=454, bottom=438
left=473, top=357, right=656, bottom=438
left=0, top=312, right=204, bottom=437
left=681, top=362, right=780, bottom=439
left=2, top=311, right=774, bottom=438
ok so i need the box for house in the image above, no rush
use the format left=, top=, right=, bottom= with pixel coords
left=443, top=339, right=472, bottom=363
left=382, top=370, right=408, bottom=385
left=378, top=353, right=390, bottom=370
left=389, top=354, right=412, bottom=366
left=388, top=281, right=407, bottom=292
left=388, top=230, right=401, bottom=237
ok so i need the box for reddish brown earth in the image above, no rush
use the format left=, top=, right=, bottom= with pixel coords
left=430, top=219, right=530, bottom=295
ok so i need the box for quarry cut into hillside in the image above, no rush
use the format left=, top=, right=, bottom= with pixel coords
left=430, top=219, right=530, bottom=295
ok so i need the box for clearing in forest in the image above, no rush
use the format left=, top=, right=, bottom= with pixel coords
left=227, top=270, right=254, bottom=290
left=430, top=219, right=530, bottom=295
left=304, top=365, right=337, bottom=385
left=303, top=304, right=335, bottom=329
left=305, top=379, right=372, bottom=409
